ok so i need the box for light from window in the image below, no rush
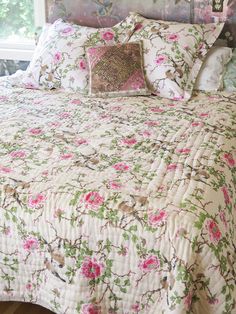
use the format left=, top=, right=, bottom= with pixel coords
left=0, top=0, right=35, bottom=43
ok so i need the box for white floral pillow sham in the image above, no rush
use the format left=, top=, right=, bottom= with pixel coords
left=195, top=47, right=232, bottom=91
left=129, top=13, right=224, bottom=100
left=22, top=14, right=137, bottom=93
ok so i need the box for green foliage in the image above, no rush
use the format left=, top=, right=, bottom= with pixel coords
left=0, top=0, right=34, bottom=39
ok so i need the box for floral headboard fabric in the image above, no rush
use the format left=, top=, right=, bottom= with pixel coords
left=46, top=0, right=236, bottom=47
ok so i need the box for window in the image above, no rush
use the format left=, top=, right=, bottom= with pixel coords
left=0, top=0, right=46, bottom=60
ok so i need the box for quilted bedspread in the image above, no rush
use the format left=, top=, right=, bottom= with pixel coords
left=0, top=74, right=235, bottom=314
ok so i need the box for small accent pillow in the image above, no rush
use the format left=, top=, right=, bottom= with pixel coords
left=86, top=42, right=149, bottom=97
left=195, top=47, right=232, bottom=91
left=223, top=48, right=236, bottom=91
left=129, top=13, right=224, bottom=100
left=22, top=14, right=138, bottom=93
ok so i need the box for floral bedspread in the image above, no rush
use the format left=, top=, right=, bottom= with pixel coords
left=0, top=75, right=235, bottom=314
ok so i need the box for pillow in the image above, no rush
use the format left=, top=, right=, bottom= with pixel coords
left=86, top=42, right=149, bottom=97
left=22, top=14, right=138, bottom=93
left=223, top=49, right=236, bottom=91
left=195, top=47, right=232, bottom=91
left=129, top=13, right=224, bottom=100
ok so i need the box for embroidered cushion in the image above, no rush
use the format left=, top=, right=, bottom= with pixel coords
left=22, top=13, right=138, bottom=93
left=129, top=13, right=224, bottom=100
left=86, top=42, right=149, bottom=97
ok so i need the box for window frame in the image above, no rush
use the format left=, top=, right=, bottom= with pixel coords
left=0, top=0, right=46, bottom=61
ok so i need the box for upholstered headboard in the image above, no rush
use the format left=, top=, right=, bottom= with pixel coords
left=46, top=0, right=236, bottom=47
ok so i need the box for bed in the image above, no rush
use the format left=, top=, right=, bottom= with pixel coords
left=0, top=1, right=236, bottom=314
left=0, top=72, right=235, bottom=313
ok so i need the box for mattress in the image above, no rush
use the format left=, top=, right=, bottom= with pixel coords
left=0, top=74, right=235, bottom=314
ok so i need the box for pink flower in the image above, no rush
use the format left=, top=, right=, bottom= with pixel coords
left=79, top=59, right=86, bottom=70
left=29, top=128, right=43, bottom=136
left=166, top=33, right=179, bottom=42
left=121, top=137, right=137, bottom=146
left=28, top=193, right=45, bottom=209
left=71, top=99, right=81, bottom=105
left=167, top=163, right=177, bottom=171
left=221, top=186, right=231, bottom=205
left=109, top=180, right=122, bottom=190
left=184, top=291, right=193, bottom=311
left=102, top=31, right=114, bottom=41
left=75, top=138, right=88, bottom=146
left=60, top=26, right=75, bottom=36
left=81, top=257, right=104, bottom=279
left=155, top=55, right=167, bottom=65
left=26, top=282, right=33, bottom=290
left=84, top=191, right=104, bottom=210
left=111, top=106, right=122, bottom=111
left=60, top=153, right=74, bottom=160
left=148, top=209, right=168, bottom=227
left=59, top=112, right=71, bottom=119
left=176, top=148, right=191, bottom=154
left=23, top=237, right=39, bottom=251
left=139, top=255, right=160, bottom=272
left=206, top=219, right=222, bottom=243
left=173, top=95, right=184, bottom=101
left=207, top=296, right=219, bottom=305
left=219, top=210, right=227, bottom=228
left=199, top=113, right=209, bottom=118
left=131, top=303, right=140, bottom=313
left=81, top=304, right=101, bottom=314
left=191, top=121, right=203, bottom=127
left=141, top=130, right=152, bottom=138
left=223, top=153, right=235, bottom=167
left=145, top=121, right=160, bottom=127
left=113, top=162, right=130, bottom=172
left=150, top=107, right=164, bottom=113
left=134, top=23, right=143, bottom=31
left=54, top=52, right=62, bottom=63
left=49, top=121, right=61, bottom=128
left=0, top=166, right=12, bottom=173
left=10, top=150, right=26, bottom=159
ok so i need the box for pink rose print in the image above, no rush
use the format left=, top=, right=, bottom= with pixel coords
left=184, top=291, right=193, bottom=311
left=23, top=237, right=39, bottom=251
left=191, top=122, right=203, bottom=127
left=81, top=257, right=104, bottom=279
left=173, top=95, right=184, bottom=101
left=223, top=153, right=235, bottom=167
left=139, top=255, right=160, bottom=272
left=199, top=113, right=209, bottom=118
left=75, top=138, right=88, bottom=146
left=28, top=193, right=46, bottom=209
left=141, top=130, right=152, bottom=138
left=60, top=153, right=74, bottom=160
left=49, top=121, right=61, bottom=128
left=113, top=162, right=130, bottom=172
left=150, top=107, right=164, bottom=113
left=0, top=166, right=12, bottom=173
left=134, top=23, right=143, bottom=31
left=109, top=180, right=122, bottom=190
left=102, top=31, right=114, bottom=41
left=29, top=128, right=43, bottom=136
left=155, top=55, right=168, bottom=65
left=79, top=59, right=87, bottom=70
left=81, top=303, right=101, bottom=314
left=121, top=137, right=137, bottom=146
left=131, top=303, right=140, bottom=313
left=71, top=99, right=81, bottom=105
left=206, top=219, right=222, bottom=243
left=219, top=210, right=227, bottom=228
left=176, top=148, right=191, bottom=154
left=10, top=150, right=26, bottom=159
left=84, top=191, right=104, bottom=210
left=221, top=186, right=231, bottom=205
left=26, top=282, right=33, bottom=291
left=166, top=33, right=179, bottom=42
left=207, top=296, right=219, bottom=305
left=148, top=209, right=168, bottom=227
left=54, top=52, right=62, bottom=63
left=60, top=26, right=75, bottom=36
left=145, top=121, right=160, bottom=127
left=167, top=163, right=177, bottom=171
left=59, top=112, right=71, bottom=119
